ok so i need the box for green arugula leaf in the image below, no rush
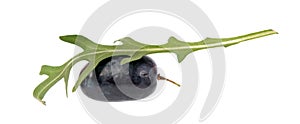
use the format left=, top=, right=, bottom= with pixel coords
left=33, top=29, right=278, bottom=105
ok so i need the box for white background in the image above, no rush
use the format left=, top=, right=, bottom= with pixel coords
left=0, top=0, right=299, bottom=124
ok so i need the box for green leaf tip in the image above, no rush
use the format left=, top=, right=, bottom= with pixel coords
left=59, top=35, right=99, bottom=50
left=34, top=29, right=278, bottom=105
left=72, top=86, right=77, bottom=92
left=59, top=35, right=77, bottom=44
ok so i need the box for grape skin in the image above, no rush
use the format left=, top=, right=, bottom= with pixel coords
left=80, top=56, right=157, bottom=101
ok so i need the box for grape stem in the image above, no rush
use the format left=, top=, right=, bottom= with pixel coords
left=157, top=74, right=181, bottom=87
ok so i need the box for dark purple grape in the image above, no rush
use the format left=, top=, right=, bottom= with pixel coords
left=80, top=56, right=157, bottom=101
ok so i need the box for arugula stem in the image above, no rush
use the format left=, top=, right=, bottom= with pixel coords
left=188, top=29, right=278, bottom=51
